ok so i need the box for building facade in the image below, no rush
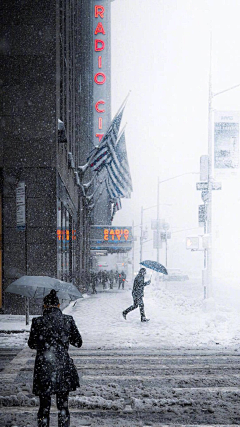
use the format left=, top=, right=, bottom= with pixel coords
left=0, top=0, right=115, bottom=313
left=78, top=0, right=113, bottom=226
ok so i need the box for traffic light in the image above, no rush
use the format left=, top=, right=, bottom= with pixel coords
left=186, top=237, right=199, bottom=250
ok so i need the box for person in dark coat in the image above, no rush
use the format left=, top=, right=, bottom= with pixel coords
left=102, top=270, right=108, bottom=289
left=114, top=270, right=119, bottom=286
left=28, top=289, right=82, bottom=427
left=121, top=271, right=126, bottom=289
left=118, top=272, right=123, bottom=289
left=91, top=271, right=97, bottom=294
left=109, top=270, right=114, bottom=289
left=122, top=268, right=151, bottom=322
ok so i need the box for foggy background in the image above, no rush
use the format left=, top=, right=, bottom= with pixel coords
left=111, top=0, right=240, bottom=278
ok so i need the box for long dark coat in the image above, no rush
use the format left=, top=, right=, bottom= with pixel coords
left=132, top=274, right=150, bottom=300
left=28, top=307, right=82, bottom=396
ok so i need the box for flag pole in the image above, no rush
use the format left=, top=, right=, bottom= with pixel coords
left=112, top=91, right=131, bottom=121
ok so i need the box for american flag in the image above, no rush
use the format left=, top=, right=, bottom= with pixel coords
left=89, top=98, right=126, bottom=172
left=106, top=128, right=132, bottom=198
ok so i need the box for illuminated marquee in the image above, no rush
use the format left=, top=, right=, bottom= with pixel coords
left=90, top=226, right=133, bottom=253
left=104, top=228, right=130, bottom=241
left=57, top=229, right=76, bottom=241
left=93, top=2, right=109, bottom=144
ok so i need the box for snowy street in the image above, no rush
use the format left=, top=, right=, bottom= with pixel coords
left=2, top=346, right=240, bottom=426
left=2, top=276, right=240, bottom=350
left=1, top=278, right=240, bottom=426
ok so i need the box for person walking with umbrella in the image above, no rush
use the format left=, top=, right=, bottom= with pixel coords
left=28, top=289, right=82, bottom=427
left=122, top=267, right=151, bottom=322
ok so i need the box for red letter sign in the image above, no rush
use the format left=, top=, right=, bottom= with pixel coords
left=95, top=5, right=105, bottom=18
left=94, top=72, right=106, bottom=85
left=95, top=100, right=105, bottom=113
left=95, top=39, right=105, bottom=52
left=94, top=22, right=106, bottom=35
left=96, top=133, right=104, bottom=142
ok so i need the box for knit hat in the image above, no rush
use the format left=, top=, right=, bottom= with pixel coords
left=43, top=289, right=59, bottom=307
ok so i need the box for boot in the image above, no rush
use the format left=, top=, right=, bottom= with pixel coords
left=58, top=414, right=70, bottom=427
left=38, top=417, right=49, bottom=427
left=141, top=317, right=150, bottom=322
left=122, top=311, right=127, bottom=320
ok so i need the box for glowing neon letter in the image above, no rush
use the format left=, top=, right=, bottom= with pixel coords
left=95, top=100, right=105, bottom=113
left=95, top=39, right=105, bottom=52
left=98, top=117, right=103, bottom=130
left=96, top=133, right=104, bottom=142
left=95, top=22, right=106, bottom=35
left=94, top=72, right=106, bottom=85
left=95, top=5, right=105, bottom=18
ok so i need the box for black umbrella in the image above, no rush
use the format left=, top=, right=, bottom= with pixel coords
left=5, top=276, right=83, bottom=325
left=140, top=260, right=168, bottom=275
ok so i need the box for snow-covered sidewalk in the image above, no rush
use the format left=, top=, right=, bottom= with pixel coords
left=65, top=278, right=240, bottom=350
left=2, top=277, right=240, bottom=350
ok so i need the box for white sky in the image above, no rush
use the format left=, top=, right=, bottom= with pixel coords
left=111, top=0, right=240, bottom=276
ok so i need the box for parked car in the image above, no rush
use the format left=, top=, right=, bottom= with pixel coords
left=160, top=268, right=189, bottom=282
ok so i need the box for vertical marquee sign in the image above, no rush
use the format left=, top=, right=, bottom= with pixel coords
left=93, top=0, right=110, bottom=145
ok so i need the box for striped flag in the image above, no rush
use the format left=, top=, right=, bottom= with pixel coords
left=106, top=175, right=123, bottom=200
left=89, top=96, right=128, bottom=172
left=106, top=128, right=132, bottom=198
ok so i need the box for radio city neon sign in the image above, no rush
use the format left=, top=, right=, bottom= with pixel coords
left=103, top=229, right=130, bottom=242
left=94, top=4, right=106, bottom=143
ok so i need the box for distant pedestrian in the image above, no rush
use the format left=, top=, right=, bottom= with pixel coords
left=118, top=271, right=123, bottom=289
left=102, top=270, right=108, bottom=289
left=121, top=271, right=126, bottom=289
left=91, top=271, right=97, bottom=294
left=114, top=270, right=119, bottom=286
left=28, top=289, right=82, bottom=427
left=109, top=270, right=114, bottom=289
left=97, top=270, right=103, bottom=287
left=122, top=268, right=151, bottom=322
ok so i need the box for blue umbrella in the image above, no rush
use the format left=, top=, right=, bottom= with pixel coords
left=140, top=260, right=168, bottom=275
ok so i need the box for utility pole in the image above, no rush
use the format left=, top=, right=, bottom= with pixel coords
left=206, top=34, right=213, bottom=298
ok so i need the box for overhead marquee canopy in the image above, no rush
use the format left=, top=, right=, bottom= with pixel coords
left=90, top=225, right=133, bottom=253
